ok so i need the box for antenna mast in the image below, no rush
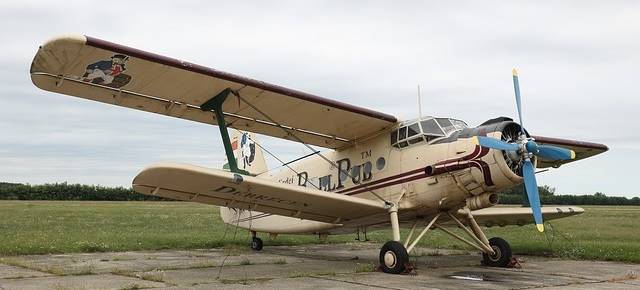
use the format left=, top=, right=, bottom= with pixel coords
left=417, top=84, right=423, bottom=119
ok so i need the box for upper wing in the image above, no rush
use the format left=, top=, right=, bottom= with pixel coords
left=30, top=35, right=397, bottom=149
left=132, top=162, right=387, bottom=224
left=460, top=206, right=584, bottom=227
left=531, top=135, right=608, bottom=168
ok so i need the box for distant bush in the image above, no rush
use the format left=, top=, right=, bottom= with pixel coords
left=0, top=182, right=170, bottom=201
left=498, top=185, right=640, bottom=206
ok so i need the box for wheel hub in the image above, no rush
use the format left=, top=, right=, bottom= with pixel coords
left=489, top=245, right=502, bottom=262
left=384, top=251, right=397, bottom=268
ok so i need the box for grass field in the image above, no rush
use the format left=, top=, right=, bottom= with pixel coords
left=0, top=201, right=638, bottom=263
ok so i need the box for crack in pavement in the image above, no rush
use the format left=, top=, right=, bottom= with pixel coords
left=309, top=275, right=407, bottom=290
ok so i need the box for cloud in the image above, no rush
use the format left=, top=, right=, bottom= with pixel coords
left=0, top=1, right=637, bottom=197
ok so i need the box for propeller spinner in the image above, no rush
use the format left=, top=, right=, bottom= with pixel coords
left=473, top=69, right=576, bottom=232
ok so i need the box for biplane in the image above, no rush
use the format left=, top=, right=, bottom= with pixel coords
left=30, top=35, right=608, bottom=274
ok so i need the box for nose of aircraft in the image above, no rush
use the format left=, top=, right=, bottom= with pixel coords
left=471, top=69, right=576, bottom=232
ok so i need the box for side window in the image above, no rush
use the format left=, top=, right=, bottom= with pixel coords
left=399, top=126, right=408, bottom=140
left=390, top=130, right=398, bottom=146
left=408, top=136, right=424, bottom=144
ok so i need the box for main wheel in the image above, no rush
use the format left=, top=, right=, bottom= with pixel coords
left=379, top=241, right=409, bottom=274
left=251, top=237, right=263, bottom=251
left=482, top=237, right=512, bottom=267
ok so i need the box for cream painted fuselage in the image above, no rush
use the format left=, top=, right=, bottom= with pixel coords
left=220, top=118, right=525, bottom=235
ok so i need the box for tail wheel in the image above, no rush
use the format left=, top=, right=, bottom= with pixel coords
left=251, top=237, right=263, bottom=251
left=379, top=241, right=409, bottom=274
left=482, top=237, right=512, bottom=267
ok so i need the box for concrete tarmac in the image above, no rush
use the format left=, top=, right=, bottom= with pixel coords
left=0, top=243, right=638, bottom=289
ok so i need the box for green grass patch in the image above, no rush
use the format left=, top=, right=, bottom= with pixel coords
left=0, top=201, right=638, bottom=263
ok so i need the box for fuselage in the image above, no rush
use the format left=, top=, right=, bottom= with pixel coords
left=221, top=117, right=526, bottom=234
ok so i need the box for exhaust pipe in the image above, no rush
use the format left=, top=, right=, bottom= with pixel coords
left=466, top=193, right=499, bottom=210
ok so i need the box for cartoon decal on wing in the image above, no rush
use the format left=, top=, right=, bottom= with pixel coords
left=79, top=54, right=132, bottom=88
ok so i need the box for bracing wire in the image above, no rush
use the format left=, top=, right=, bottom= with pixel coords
left=216, top=208, right=244, bottom=279
left=543, top=221, right=577, bottom=256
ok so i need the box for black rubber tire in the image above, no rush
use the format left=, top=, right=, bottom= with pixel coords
left=251, top=237, right=263, bottom=251
left=482, top=237, right=512, bottom=267
left=379, top=241, right=409, bottom=274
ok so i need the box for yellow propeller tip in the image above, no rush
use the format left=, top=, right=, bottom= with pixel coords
left=570, top=150, right=576, bottom=159
left=472, top=136, right=480, bottom=145
left=536, top=224, right=545, bottom=232
left=512, top=68, right=519, bottom=76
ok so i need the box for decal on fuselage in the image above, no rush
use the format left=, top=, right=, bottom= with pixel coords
left=239, top=133, right=256, bottom=169
left=292, top=154, right=386, bottom=192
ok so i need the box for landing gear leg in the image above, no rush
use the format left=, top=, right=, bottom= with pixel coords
left=462, top=209, right=513, bottom=267
left=379, top=203, right=409, bottom=274
left=438, top=209, right=513, bottom=268
left=379, top=241, right=409, bottom=274
left=250, top=230, right=263, bottom=251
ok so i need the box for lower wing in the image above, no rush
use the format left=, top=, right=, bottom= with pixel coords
left=132, top=162, right=387, bottom=224
left=458, top=206, right=584, bottom=227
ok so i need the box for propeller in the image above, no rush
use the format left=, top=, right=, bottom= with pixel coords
left=473, top=69, right=576, bottom=233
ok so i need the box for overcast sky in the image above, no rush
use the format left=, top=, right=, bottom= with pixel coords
left=1, top=1, right=637, bottom=197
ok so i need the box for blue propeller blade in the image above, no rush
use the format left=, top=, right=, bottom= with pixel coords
left=513, top=69, right=525, bottom=134
left=537, top=145, right=576, bottom=161
left=475, top=136, right=519, bottom=151
left=522, top=159, right=544, bottom=232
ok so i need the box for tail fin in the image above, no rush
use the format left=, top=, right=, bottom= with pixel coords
left=223, top=130, right=267, bottom=175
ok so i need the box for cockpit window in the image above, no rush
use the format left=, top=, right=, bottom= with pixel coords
left=407, top=123, right=420, bottom=137
left=391, top=117, right=467, bottom=149
left=436, top=118, right=456, bottom=134
left=451, top=119, right=468, bottom=129
left=420, top=119, right=444, bottom=136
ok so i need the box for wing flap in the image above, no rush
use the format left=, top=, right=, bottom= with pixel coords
left=30, top=35, right=397, bottom=149
left=532, top=135, right=608, bottom=168
left=132, top=162, right=387, bottom=224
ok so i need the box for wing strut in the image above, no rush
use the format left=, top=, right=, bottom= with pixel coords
left=200, top=88, right=250, bottom=175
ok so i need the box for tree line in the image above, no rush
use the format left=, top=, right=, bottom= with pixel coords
left=498, top=185, right=640, bottom=205
left=0, top=182, right=169, bottom=201
left=0, top=182, right=638, bottom=205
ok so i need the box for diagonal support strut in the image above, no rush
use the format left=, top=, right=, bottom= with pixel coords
left=200, top=88, right=249, bottom=175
